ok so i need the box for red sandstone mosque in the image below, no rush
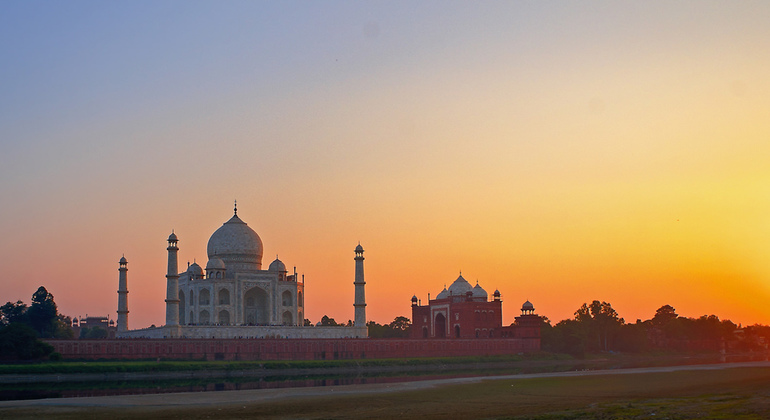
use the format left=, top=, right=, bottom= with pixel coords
left=410, top=274, right=541, bottom=340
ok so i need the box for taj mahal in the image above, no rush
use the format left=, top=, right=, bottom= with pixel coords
left=116, top=204, right=368, bottom=339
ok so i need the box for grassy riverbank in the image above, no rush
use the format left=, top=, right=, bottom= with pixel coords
left=2, top=364, right=770, bottom=419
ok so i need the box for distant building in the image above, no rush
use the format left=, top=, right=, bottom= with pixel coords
left=71, top=315, right=117, bottom=339
left=410, top=274, right=541, bottom=339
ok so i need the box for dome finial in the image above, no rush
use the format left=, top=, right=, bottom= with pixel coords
left=234, top=199, right=237, bottom=216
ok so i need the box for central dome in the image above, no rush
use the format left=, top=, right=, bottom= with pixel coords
left=206, top=214, right=263, bottom=269
left=447, top=274, right=473, bottom=296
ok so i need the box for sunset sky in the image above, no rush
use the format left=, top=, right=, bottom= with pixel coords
left=2, top=2, right=770, bottom=329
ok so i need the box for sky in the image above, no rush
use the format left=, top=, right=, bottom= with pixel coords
left=2, top=1, right=770, bottom=329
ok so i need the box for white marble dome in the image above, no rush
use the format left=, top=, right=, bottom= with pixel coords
left=187, top=262, right=203, bottom=276
left=472, top=282, right=488, bottom=299
left=268, top=257, right=286, bottom=272
left=447, top=274, right=473, bottom=296
left=206, top=213, right=263, bottom=268
left=206, top=257, right=225, bottom=270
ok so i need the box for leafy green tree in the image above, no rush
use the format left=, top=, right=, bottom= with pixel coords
left=54, top=315, right=75, bottom=339
left=80, top=327, right=108, bottom=339
left=0, top=323, right=54, bottom=360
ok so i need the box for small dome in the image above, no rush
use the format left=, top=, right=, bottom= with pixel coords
left=355, top=244, right=364, bottom=253
left=188, top=262, right=203, bottom=276
left=206, top=257, right=225, bottom=270
left=168, top=232, right=178, bottom=242
left=493, top=289, right=501, bottom=296
left=448, top=274, right=473, bottom=296
left=269, top=257, right=286, bottom=272
left=411, top=294, right=418, bottom=301
left=472, top=282, right=488, bottom=299
left=522, top=300, right=534, bottom=310
left=436, top=286, right=449, bottom=300
left=119, top=256, right=127, bottom=264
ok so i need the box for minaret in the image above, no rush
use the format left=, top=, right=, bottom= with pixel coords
left=117, top=256, right=129, bottom=332
left=353, top=243, right=366, bottom=328
left=165, top=231, right=180, bottom=326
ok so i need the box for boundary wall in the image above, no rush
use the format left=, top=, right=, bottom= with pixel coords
left=45, top=337, right=540, bottom=361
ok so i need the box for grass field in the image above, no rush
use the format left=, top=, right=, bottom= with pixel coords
left=2, top=365, right=770, bottom=419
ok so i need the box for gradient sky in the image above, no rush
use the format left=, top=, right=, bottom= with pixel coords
left=2, top=2, right=770, bottom=329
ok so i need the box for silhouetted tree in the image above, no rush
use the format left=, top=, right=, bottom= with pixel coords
left=652, top=305, right=678, bottom=327
left=548, top=319, right=588, bottom=356
left=366, top=317, right=412, bottom=338
left=389, top=316, right=411, bottom=334
left=319, top=315, right=339, bottom=326
left=0, top=300, right=28, bottom=326
left=574, top=300, right=624, bottom=352
left=27, top=286, right=58, bottom=338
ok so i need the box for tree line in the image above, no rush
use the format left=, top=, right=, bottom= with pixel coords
left=310, top=315, right=411, bottom=338
left=541, top=301, right=768, bottom=356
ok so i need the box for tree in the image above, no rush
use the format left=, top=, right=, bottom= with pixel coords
left=366, top=317, right=412, bottom=338
left=0, top=323, right=54, bottom=360
left=27, top=286, right=58, bottom=338
left=80, top=327, right=108, bottom=339
left=54, top=315, right=75, bottom=339
left=319, top=315, right=339, bottom=326
left=573, top=300, right=624, bottom=352
left=0, top=300, right=28, bottom=326
left=389, top=316, right=411, bottom=334
left=652, top=305, right=678, bottom=327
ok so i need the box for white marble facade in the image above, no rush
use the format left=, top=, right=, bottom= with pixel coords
left=118, top=206, right=367, bottom=339
left=176, top=209, right=304, bottom=328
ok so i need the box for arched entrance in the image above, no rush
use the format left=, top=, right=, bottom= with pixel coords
left=282, top=311, right=293, bottom=325
left=243, top=287, right=269, bottom=325
left=455, top=325, right=461, bottom=338
left=435, top=313, right=446, bottom=338
left=218, top=310, right=230, bottom=325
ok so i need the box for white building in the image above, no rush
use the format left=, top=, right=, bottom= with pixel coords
left=117, top=204, right=367, bottom=339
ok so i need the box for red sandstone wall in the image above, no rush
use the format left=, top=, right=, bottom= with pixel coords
left=45, top=337, right=540, bottom=361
